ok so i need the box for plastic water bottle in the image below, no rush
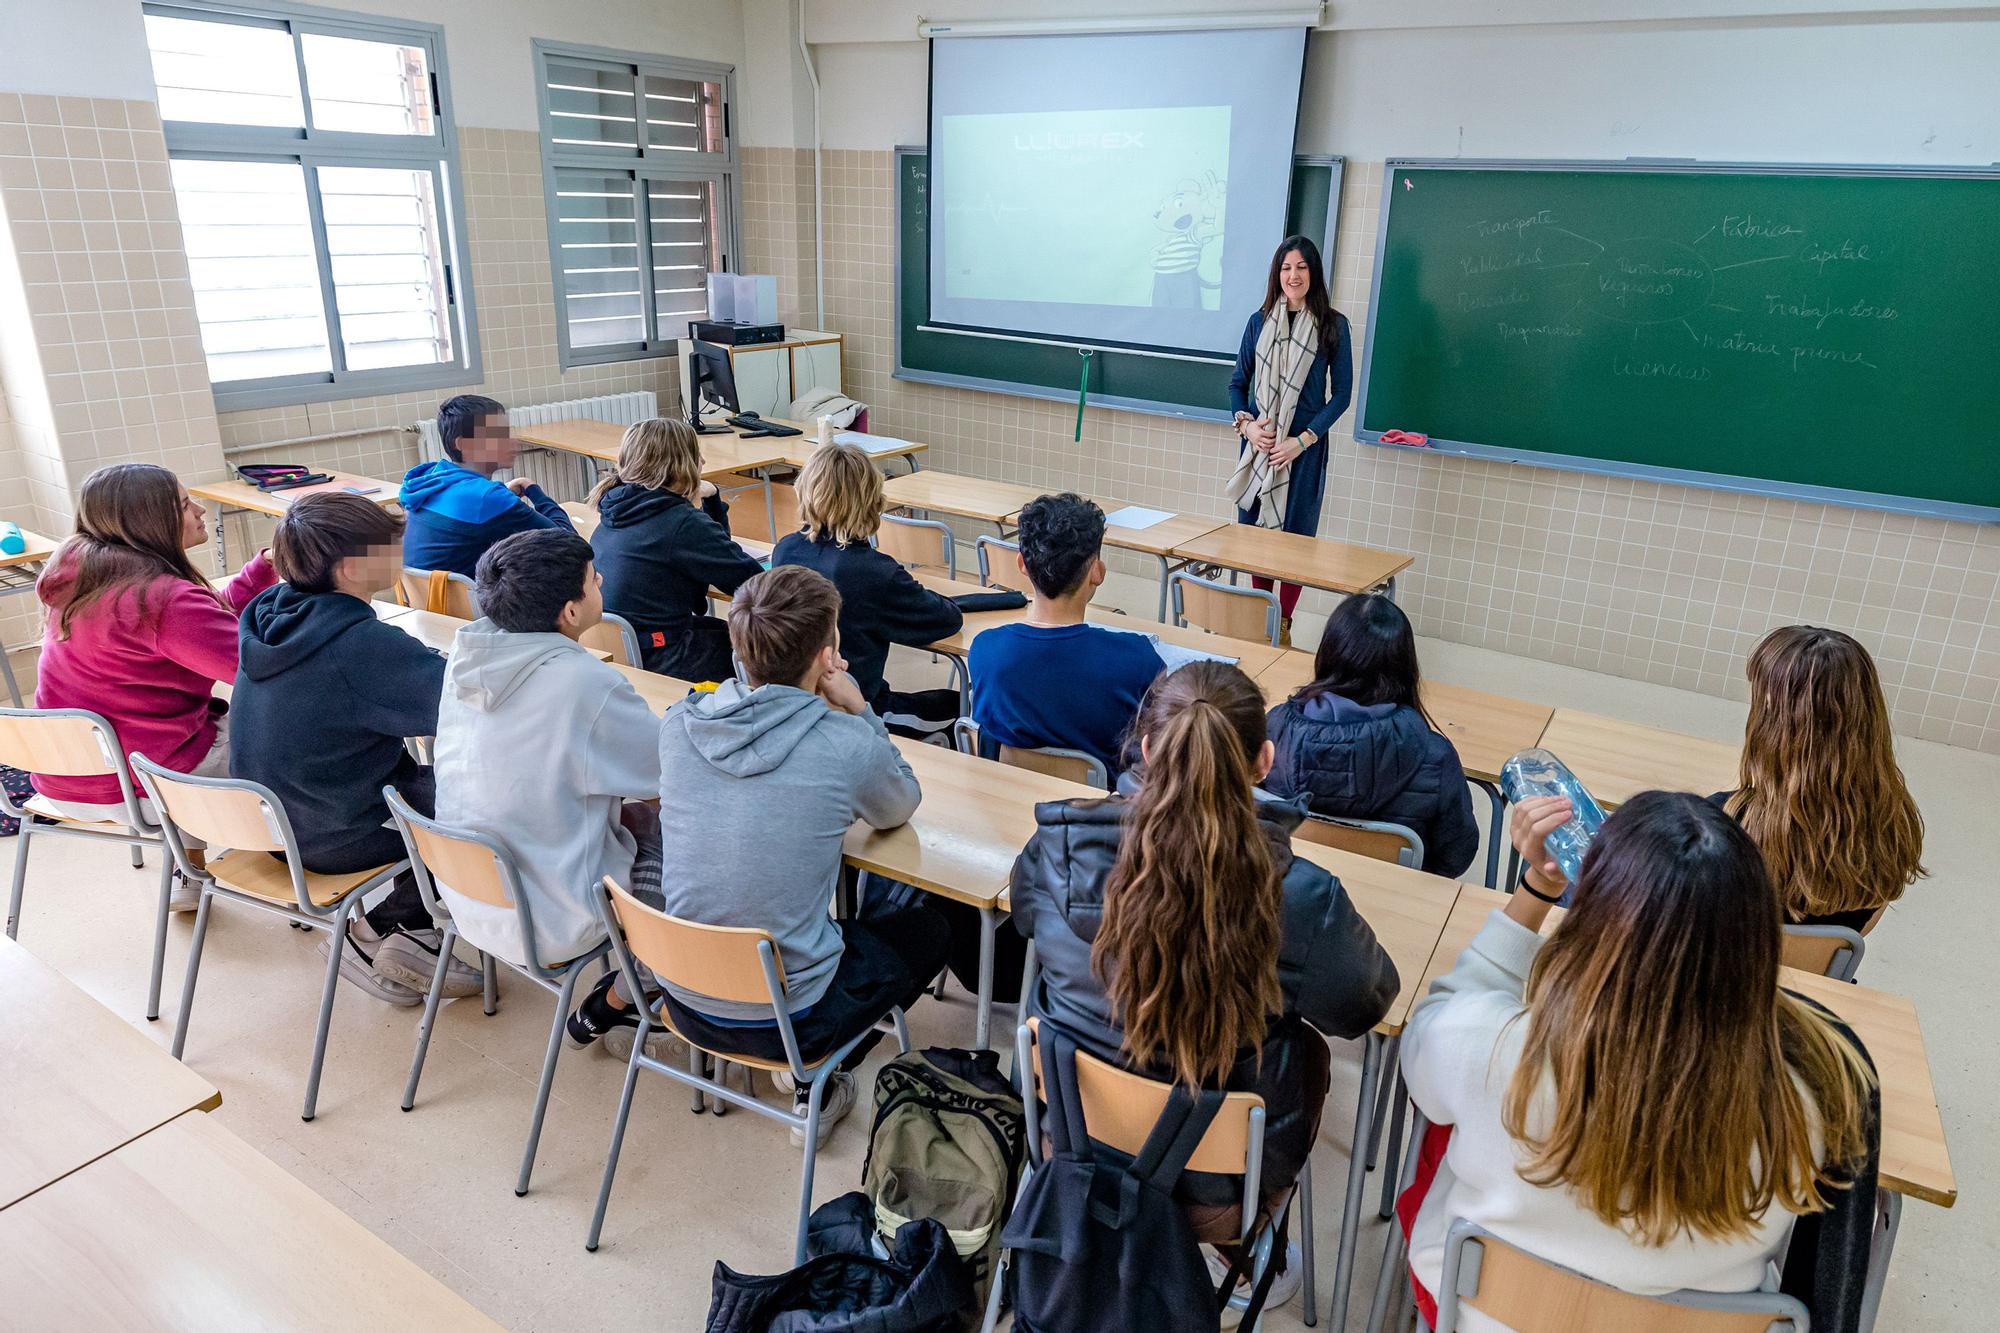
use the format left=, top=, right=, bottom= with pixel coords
left=1500, top=747, right=1607, bottom=883
left=816, top=414, right=834, bottom=448
left=0, top=521, right=22, bottom=556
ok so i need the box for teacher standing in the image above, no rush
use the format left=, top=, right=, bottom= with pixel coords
left=1226, top=235, right=1353, bottom=647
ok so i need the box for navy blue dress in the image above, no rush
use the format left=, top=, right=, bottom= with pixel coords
left=1226, top=308, right=1353, bottom=536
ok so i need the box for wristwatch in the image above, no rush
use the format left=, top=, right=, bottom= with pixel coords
left=1297, top=428, right=1319, bottom=449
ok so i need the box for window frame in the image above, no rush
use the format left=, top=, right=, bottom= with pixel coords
left=145, top=0, right=481, bottom=411
left=532, top=38, right=739, bottom=371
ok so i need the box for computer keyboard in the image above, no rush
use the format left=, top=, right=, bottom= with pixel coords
left=727, top=413, right=803, bottom=438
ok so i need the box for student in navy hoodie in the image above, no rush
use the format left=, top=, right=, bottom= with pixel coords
left=772, top=440, right=963, bottom=737
left=588, top=418, right=763, bottom=682
left=1263, top=594, right=1480, bottom=878
left=399, top=394, right=575, bottom=578
left=231, top=493, right=483, bottom=1006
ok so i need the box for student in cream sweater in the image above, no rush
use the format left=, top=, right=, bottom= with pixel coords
left=1399, top=790, right=1878, bottom=1332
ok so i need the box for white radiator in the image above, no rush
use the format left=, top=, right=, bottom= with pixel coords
left=415, top=390, right=659, bottom=499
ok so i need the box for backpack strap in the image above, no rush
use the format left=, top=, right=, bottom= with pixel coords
left=424, top=568, right=451, bottom=615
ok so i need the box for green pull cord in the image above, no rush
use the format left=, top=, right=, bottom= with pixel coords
left=1075, top=348, right=1095, bottom=441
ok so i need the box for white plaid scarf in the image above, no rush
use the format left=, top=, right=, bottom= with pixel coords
left=1225, top=305, right=1320, bottom=528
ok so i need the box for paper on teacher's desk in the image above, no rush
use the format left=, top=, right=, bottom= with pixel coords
left=1099, top=624, right=1238, bottom=670
left=1103, top=505, right=1173, bottom=531
left=833, top=430, right=913, bottom=455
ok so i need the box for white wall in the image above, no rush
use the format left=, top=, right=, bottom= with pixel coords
left=0, top=0, right=160, bottom=100
left=738, top=0, right=817, bottom=147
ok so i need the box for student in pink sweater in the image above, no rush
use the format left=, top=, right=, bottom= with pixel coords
left=32, top=463, right=276, bottom=902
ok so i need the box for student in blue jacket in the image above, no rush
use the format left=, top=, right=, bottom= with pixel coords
left=399, top=394, right=575, bottom=578
left=1264, top=593, right=1480, bottom=877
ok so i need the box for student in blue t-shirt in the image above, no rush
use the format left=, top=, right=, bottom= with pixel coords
left=398, top=394, right=575, bottom=578
left=969, top=492, right=1164, bottom=779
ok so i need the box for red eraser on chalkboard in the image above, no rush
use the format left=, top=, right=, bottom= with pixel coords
left=1380, top=430, right=1430, bottom=447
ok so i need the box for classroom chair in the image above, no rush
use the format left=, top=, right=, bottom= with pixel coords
left=708, top=472, right=796, bottom=544
left=1782, top=922, right=1868, bottom=982
left=0, top=707, right=174, bottom=1020
left=385, top=787, right=611, bottom=1196
left=953, top=717, right=1108, bottom=791
left=580, top=611, right=643, bottom=668
left=877, top=512, right=958, bottom=580
left=398, top=567, right=480, bottom=619
left=1295, top=813, right=1427, bottom=870
left=133, top=754, right=409, bottom=1122
left=980, top=1016, right=1314, bottom=1332
left=1431, top=1218, right=1807, bottom=1332
left=1169, top=570, right=1282, bottom=647
left=586, top=876, right=913, bottom=1266
left=974, top=535, right=1036, bottom=595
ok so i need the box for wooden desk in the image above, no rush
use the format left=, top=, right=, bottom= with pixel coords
left=188, top=473, right=397, bottom=575
left=1170, top=524, right=1414, bottom=599
left=882, top=471, right=1048, bottom=528
left=512, top=417, right=792, bottom=478
left=0, top=522, right=59, bottom=705
left=373, top=604, right=608, bottom=662
left=1537, top=707, right=1739, bottom=806
left=0, top=1110, right=502, bottom=1328
left=0, top=934, right=221, bottom=1209
left=1089, top=506, right=1229, bottom=620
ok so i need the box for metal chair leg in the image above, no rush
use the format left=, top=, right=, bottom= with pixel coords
left=1367, top=1036, right=1401, bottom=1169
left=145, top=855, right=172, bottom=1021
left=170, top=887, right=214, bottom=1060
left=6, top=824, right=29, bottom=939
left=517, top=963, right=582, bottom=1196
left=688, top=1042, right=707, bottom=1113
left=795, top=1070, right=828, bottom=1266
left=1379, top=1072, right=1408, bottom=1219
left=301, top=903, right=354, bottom=1122
left=586, top=1020, right=649, bottom=1252
left=402, top=923, right=456, bottom=1112
left=1365, top=1109, right=1429, bottom=1333
left=1330, top=1033, right=1384, bottom=1333
left=1300, top=1160, right=1318, bottom=1326
left=129, top=842, right=145, bottom=868
left=481, top=951, right=498, bottom=1015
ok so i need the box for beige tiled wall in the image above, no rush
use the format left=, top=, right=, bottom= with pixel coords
left=742, top=148, right=2000, bottom=754
left=741, top=146, right=820, bottom=330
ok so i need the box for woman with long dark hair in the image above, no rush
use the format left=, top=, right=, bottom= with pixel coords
left=1225, top=234, right=1353, bottom=646
left=1008, top=661, right=1397, bottom=1318
left=1264, top=593, right=1480, bottom=876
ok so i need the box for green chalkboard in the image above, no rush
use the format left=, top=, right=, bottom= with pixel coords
left=894, top=148, right=1342, bottom=422
left=1356, top=161, right=2000, bottom=521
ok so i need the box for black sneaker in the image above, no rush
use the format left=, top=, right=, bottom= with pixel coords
left=565, top=970, right=634, bottom=1049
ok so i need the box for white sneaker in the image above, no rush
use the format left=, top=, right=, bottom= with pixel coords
left=1208, top=1242, right=1303, bottom=1328
left=600, top=1023, right=689, bottom=1065
left=375, top=927, right=483, bottom=998
left=168, top=869, right=201, bottom=912
left=317, top=926, right=422, bottom=1007
left=790, top=1070, right=857, bottom=1148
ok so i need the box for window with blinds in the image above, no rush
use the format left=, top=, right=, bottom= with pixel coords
left=142, top=3, right=477, bottom=410
left=534, top=42, right=736, bottom=369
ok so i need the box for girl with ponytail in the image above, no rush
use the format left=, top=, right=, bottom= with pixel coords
left=1008, top=661, right=1399, bottom=1305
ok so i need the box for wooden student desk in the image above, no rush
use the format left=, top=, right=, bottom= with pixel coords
left=0, top=934, right=221, bottom=1210
left=1537, top=707, right=1739, bottom=806
left=1170, top=522, right=1415, bottom=602
left=0, top=1109, right=502, bottom=1330
left=372, top=603, right=609, bottom=662
left=881, top=470, right=1048, bottom=529
left=0, top=521, right=59, bottom=706
left=186, top=473, right=397, bottom=576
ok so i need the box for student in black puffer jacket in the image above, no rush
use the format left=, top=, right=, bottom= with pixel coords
left=588, top=419, right=763, bottom=682
left=1009, top=661, right=1398, bottom=1281
left=1265, top=594, right=1480, bottom=878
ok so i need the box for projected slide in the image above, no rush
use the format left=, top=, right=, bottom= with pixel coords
left=937, top=106, right=1230, bottom=313
left=927, top=26, right=1307, bottom=357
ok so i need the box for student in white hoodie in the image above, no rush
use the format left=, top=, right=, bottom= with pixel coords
left=1397, top=790, right=1878, bottom=1332
left=432, top=529, right=665, bottom=1060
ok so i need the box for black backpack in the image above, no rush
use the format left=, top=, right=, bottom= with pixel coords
left=704, top=1197, right=971, bottom=1333
left=1000, top=1024, right=1281, bottom=1333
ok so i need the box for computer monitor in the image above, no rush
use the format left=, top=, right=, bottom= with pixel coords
left=686, top=340, right=738, bottom=432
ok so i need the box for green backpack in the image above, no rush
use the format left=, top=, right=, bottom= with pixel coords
left=862, top=1048, right=1026, bottom=1325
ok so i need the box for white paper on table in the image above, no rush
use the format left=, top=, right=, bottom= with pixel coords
left=832, top=430, right=913, bottom=455
left=1103, top=505, right=1173, bottom=531
left=1099, top=623, right=1238, bottom=670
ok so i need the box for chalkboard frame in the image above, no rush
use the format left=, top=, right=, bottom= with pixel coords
left=893, top=145, right=1344, bottom=422
left=1354, top=158, right=2000, bottom=525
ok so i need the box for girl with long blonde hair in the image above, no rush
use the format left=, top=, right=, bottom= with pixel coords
left=1008, top=661, right=1397, bottom=1313
left=1722, top=625, right=1925, bottom=927
left=1399, top=789, right=1878, bottom=1331
left=587, top=417, right=763, bottom=681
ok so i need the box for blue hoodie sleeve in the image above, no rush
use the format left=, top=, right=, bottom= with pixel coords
left=1303, top=313, right=1354, bottom=441
left=335, top=619, right=447, bottom=740
left=521, top=483, right=576, bottom=531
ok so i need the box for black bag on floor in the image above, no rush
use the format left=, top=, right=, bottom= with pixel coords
left=704, top=1194, right=972, bottom=1333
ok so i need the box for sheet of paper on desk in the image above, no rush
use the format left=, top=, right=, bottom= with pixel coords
left=735, top=541, right=771, bottom=568
left=1100, top=624, right=1238, bottom=670
left=1103, top=506, right=1173, bottom=530
left=833, top=430, right=913, bottom=455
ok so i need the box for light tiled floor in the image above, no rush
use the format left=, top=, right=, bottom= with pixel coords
left=2, top=578, right=1989, bottom=1329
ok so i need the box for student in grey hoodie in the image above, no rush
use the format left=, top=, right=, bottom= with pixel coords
left=655, top=564, right=950, bottom=1142
left=432, top=529, right=666, bottom=1061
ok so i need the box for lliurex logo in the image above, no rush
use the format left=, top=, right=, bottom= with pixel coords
left=1012, top=130, right=1145, bottom=151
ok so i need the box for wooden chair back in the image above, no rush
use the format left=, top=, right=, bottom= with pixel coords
left=998, top=744, right=1102, bottom=788
left=398, top=568, right=479, bottom=619
left=603, top=877, right=783, bottom=1008
left=877, top=514, right=955, bottom=579
left=1781, top=920, right=1871, bottom=980
left=976, top=536, right=1035, bottom=593
left=1175, top=574, right=1279, bottom=645
left=1294, top=815, right=1419, bottom=867
left=712, top=475, right=798, bottom=544
left=1445, top=1228, right=1801, bottom=1331
left=1023, top=1019, right=1259, bottom=1175
left=144, top=771, right=286, bottom=852
left=406, top=820, right=514, bottom=909
left=0, top=710, right=118, bottom=777
left=580, top=613, right=640, bottom=667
